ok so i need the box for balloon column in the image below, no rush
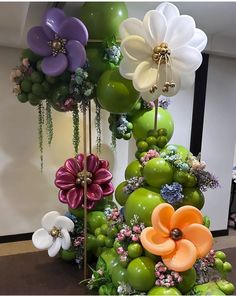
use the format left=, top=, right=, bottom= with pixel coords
left=12, top=2, right=234, bottom=295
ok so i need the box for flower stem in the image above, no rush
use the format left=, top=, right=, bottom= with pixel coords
left=95, top=103, right=102, bottom=155
left=72, top=104, right=80, bottom=155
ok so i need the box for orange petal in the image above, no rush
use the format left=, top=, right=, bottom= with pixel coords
left=182, top=223, right=213, bottom=258
left=152, top=203, right=174, bottom=236
left=163, top=239, right=197, bottom=272
left=140, top=227, right=175, bottom=256
left=170, top=205, right=203, bottom=231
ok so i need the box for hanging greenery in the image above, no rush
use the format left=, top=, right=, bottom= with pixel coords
left=45, top=100, right=53, bottom=146
left=72, top=104, right=80, bottom=155
left=95, top=103, right=102, bottom=154
left=38, top=101, right=44, bottom=171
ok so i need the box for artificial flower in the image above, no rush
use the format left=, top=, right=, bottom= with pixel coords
left=55, top=153, right=114, bottom=209
left=27, top=8, right=88, bottom=76
left=140, top=203, right=213, bottom=272
left=119, top=2, right=207, bottom=100
left=32, top=211, right=74, bottom=257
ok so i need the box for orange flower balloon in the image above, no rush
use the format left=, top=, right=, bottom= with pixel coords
left=140, top=203, right=213, bottom=272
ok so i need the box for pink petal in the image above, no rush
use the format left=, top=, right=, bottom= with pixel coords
left=98, top=159, right=109, bottom=169
left=87, top=154, right=99, bottom=174
left=76, top=154, right=84, bottom=169
left=58, top=190, right=68, bottom=203
left=87, top=184, right=103, bottom=201
left=67, top=187, right=83, bottom=209
left=55, top=171, right=75, bottom=190
left=84, top=200, right=95, bottom=210
left=64, top=158, right=81, bottom=176
left=94, top=168, right=113, bottom=185
left=100, top=182, right=114, bottom=196
left=55, top=167, right=67, bottom=178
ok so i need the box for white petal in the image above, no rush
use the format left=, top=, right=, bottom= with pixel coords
left=143, top=10, right=167, bottom=48
left=156, top=2, right=180, bottom=22
left=188, top=28, right=207, bottom=52
left=121, top=35, right=152, bottom=62
left=54, top=216, right=74, bottom=232
left=171, top=46, right=202, bottom=72
left=180, top=72, right=195, bottom=89
left=119, top=57, right=139, bottom=80
left=133, top=61, right=158, bottom=92
left=165, top=15, right=195, bottom=49
left=41, top=211, right=60, bottom=231
left=48, top=238, right=62, bottom=257
left=141, top=90, right=157, bottom=102
left=32, top=228, right=53, bottom=250
left=119, top=18, right=146, bottom=39
left=61, top=228, right=71, bottom=250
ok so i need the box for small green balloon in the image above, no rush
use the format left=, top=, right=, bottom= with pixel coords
left=98, top=248, right=119, bottom=273
left=125, top=187, right=164, bottom=226
left=21, top=48, right=41, bottom=62
left=127, top=257, right=156, bottom=292
left=111, top=264, right=128, bottom=288
left=148, top=286, right=182, bottom=295
left=28, top=93, right=41, bottom=106
left=32, top=83, right=44, bottom=96
left=31, top=71, right=44, bottom=84
left=59, top=248, right=76, bottom=261
left=87, top=211, right=107, bottom=234
left=115, top=181, right=129, bottom=206
left=132, top=107, right=174, bottom=141
left=79, top=2, right=128, bottom=39
left=177, top=268, right=196, bottom=294
left=143, top=158, right=174, bottom=188
left=125, top=160, right=143, bottom=180
left=97, top=68, right=139, bottom=114
left=193, top=282, right=225, bottom=295
left=17, top=93, right=28, bottom=103
left=21, top=80, right=32, bottom=93
left=181, top=187, right=205, bottom=210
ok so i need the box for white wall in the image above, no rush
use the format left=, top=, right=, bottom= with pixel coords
left=0, top=46, right=128, bottom=236
left=201, top=55, right=236, bottom=231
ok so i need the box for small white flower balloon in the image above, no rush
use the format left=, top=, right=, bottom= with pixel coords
left=119, top=2, right=207, bottom=101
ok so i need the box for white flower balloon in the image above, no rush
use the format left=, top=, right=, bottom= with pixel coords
left=119, top=2, right=207, bottom=101
left=32, top=211, right=74, bottom=257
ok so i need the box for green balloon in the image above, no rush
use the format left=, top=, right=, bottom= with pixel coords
left=132, top=107, right=174, bottom=141
left=148, top=287, right=182, bottom=295
left=68, top=207, right=84, bottom=218
left=111, top=264, right=128, bottom=288
left=21, top=48, right=41, bottom=63
left=28, top=93, right=41, bottom=106
left=87, top=233, right=98, bottom=251
left=216, top=280, right=235, bottom=295
left=59, top=248, right=76, bottom=261
left=181, top=187, right=205, bottom=210
left=21, top=80, right=32, bottom=93
left=125, top=160, right=143, bottom=179
left=125, top=187, right=164, bottom=226
left=87, top=211, right=107, bottom=234
left=127, top=257, right=156, bottom=292
left=115, top=181, right=129, bottom=206
left=143, top=158, right=174, bottom=188
left=192, top=282, right=225, bottom=295
left=31, top=71, right=44, bottom=84
left=32, top=83, right=44, bottom=96
left=177, top=268, right=196, bottom=294
left=161, top=144, right=192, bottom=161
left=97, top=69, right=139, bottom=114
left=86, top=42, right=114, bottom=83
left=79, top=2, right=128, bottom=39
left=93, top=195, right=113, bottom=210
left=17, top=93, right=28, bottom=103
left=98, top=248, right=119, bottom=273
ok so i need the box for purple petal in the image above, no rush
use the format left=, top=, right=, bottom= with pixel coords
left=98, top=160, right=109, bottom=169
left=84, top=200, right=95, bottom=210
left=58, top=190, right=68, bottom=203
left=67, top=187, right=83, bottom=209
left=64, top=158, right=81, bottom=176
left=65, top=40, right=87, bottom=72
left=55, top=171, right=75, bottom=190
left=41, top=53, right=68, bottom=76
left=94, top=168, right=113, bottom=185
left=87, top=184, right=103, bottom=201
left=42, top=8, right=66, bottom=38
left=87, top=154, right=99, bottom=174
left=101, top=183, right=114, bottom=196
left=76, top=154, right=84, bottom=169
left=27, top=26, right=51, bottom=56
left=59, top=17, right=88, bottom=46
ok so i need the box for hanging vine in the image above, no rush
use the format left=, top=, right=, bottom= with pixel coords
left=46, top=100, right=53, bottom=146
left=72, top=103, right=80, bottom=155
left=95, top=103, right=102, bottom=154
left=38, top=101, right=44, bottom=171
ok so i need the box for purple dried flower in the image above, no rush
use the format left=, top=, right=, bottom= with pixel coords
left=160, top=182, right=184, bottom=205
left=123, top=176, right=144, bottom=194
left=193, top=170, right=220, bottom=192
left=158, top=97, right=171, bottom=109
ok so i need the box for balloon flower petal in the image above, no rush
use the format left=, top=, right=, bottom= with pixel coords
left=32, top=228, right=53, bottom=249
left=119, top=17, right=145, bottom=39
left=55, top=216, right=74, bottom=232
left=65, top=40, right=87, bottom=72
left=156, top=2, right=180, bottom=22
left=87, top=184, right=103, bottom=201
left=133, top=61, right=158, bottom=92
left=27, top=26, right=51, bottom=56
left=87, top=154, right=99, bottom=174
left=101, top=182, right=114, bottom=196
left=61, top=228, right=71, bottom=250
left=151, top=203, right=174, bottom=236
left=119, top=56, right=140, bottom=80
left=66, top=187, right=83, bottom=209
left=41, top=53, right=68, bottom=76
left=55, top=171, right=76, bottom=190
left=58, top=190, right=68, bottom=203
left=94, top=168, right=113, bottom=185
left=64, top=158, right=81, bottom=176
left=42, top=7, right=66, bottom=36
left=41, top=211, right=60, bottom=231
left=48, top=237, right=62, bottom=257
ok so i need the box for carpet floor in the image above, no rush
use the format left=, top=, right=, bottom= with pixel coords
left=0, top=248, right=235, bottom=295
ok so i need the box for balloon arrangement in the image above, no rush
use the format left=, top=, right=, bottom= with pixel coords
left=12, top=2, right=235, bottom=295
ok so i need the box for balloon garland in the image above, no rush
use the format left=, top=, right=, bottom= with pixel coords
left=12, top=2, right=235, bottom=295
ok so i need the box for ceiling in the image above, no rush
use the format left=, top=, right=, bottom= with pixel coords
left=1, top=2, right=236, bottom=52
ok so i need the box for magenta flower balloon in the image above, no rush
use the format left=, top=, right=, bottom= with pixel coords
left=55, top=154, right=114, bottom=210
left=27, top=8, right=88, bottom=76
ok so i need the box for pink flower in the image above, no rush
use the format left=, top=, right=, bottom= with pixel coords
left=22, top=58, right=30, bottom=68
left=117, top=247, right=124, bottom=254
left=55, top=154, right=114, bottom=209
left=133, top=225, right=141, bottom=233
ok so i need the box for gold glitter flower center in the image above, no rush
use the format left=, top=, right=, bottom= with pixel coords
left=50, top=226, right=61, bottom=238
left=76, top=171, right=93, bottom=187
left=152, top=42, right=170, bottom=64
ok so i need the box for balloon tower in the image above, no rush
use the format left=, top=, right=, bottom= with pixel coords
left=10, top=2, right=235, bottom=295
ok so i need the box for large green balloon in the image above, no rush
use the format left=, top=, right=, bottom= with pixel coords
left=132, top=107, right=174, bottom=140
left=78, top=2, right=128, bottom=39
left=111, top=264, right=128, bottom=288
left=115, top=181, right=129, bottom=206
left=125, top=160, right=143, bottom=179
left=86, top=42, right=115, bottom=83
left=143, top=158, right=174, bottom=188
left=127, top=257, right=156, bottom=292
left=98, top=248, right=119, bottom=273
left=148, top=287, right=182, bottom=295
left=177, top=268, right=196, bottom=294
left=97, top=69, right=139, bottom=113
left=125, top=187, right=164, bottom=226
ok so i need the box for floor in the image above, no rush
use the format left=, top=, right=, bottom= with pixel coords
left=0, top=228, right=236, bottom=257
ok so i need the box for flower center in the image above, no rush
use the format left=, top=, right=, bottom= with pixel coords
left=152, top=42, right=170, bottom=64
left=170, top=228, right=183, bottom=241
left=50, top=226, right=61, bottom=238
left=76, top=171, right=93, bottom=187
left=48, top=34, right=67, bottom=57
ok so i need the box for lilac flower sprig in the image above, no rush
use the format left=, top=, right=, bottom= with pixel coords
left=123, top=177, right=144, bottom=194
left=160, top=182, right=184, bottom=205
left=160, top=148, right=190, bottom=172
left=155, top=262, right=182, bottom=287
left=104, top=207, right=123, bottom=225
left=158, top=97, right=171, bottom=109
left=140, top=150, right=160, bottom=166
left=193, top=170, right=220, bottom=192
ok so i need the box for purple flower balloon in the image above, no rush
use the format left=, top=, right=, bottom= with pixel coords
left=55, top=154, right=114, bottom=210
left=27, top=8, right=88, bottom=76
